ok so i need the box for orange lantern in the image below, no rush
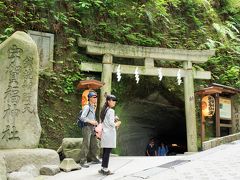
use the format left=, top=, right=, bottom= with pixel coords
left=201, top=95, right=215, bottom=117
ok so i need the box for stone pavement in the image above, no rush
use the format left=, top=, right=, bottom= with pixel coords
left=45, top=140, right=240, bottom=180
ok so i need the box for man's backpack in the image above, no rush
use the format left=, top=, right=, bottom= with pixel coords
left=76, top=108, right=90, bottom=128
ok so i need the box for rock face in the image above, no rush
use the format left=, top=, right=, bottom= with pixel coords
left=0, top=31, right=41, bottom=149
left=58, top=138, right=83, bottom=163
left=0, top=149, right=60, bottom=173
left=117, top=92, right=187, bottom=155
left=40, top=165, right=60, bottom=176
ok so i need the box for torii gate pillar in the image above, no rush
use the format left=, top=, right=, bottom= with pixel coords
left=100, top=54, right=113, bottom=108
left=183, top=61, right=198, bottom=152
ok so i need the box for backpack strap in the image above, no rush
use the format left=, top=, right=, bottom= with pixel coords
left=81, top=105, right=92, bottom=127
left=86, top=108, right=91, bottom=117
left=80, top=104, right=91, bottom=121
left=85, top=104, right=91, bottom=119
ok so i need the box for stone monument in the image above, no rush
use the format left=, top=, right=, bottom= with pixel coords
left=0, top=31, right=60, bottom=179
left=0, top=31, right=41, bottom=149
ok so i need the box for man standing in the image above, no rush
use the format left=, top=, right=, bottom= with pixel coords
left=79, top=91, right=101, bottom=168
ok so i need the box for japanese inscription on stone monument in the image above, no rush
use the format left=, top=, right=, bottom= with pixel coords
left=2, top=45, right=22, bottom=141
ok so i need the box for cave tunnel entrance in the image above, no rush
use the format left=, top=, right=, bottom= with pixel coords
left=117, top=91, right=187, bottom=156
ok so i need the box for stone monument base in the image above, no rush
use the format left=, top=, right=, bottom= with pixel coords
left=0, top=148, right=60, bottom=174
left=0, top=154, right=7, bottom=180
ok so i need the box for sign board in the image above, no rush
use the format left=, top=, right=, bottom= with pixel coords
left=219, top=97, right=232, bottom=120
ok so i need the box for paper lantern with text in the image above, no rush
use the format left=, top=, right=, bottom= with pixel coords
left=201, top=95, right=215, bottom=117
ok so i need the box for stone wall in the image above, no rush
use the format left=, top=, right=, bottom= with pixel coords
left=202, top=132, right=240, bottom=151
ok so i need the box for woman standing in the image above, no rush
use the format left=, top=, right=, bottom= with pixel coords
left=98, top=95, right=121, bottom=175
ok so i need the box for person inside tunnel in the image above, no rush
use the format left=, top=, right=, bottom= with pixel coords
left=145, top=139, right=157, bottom=156
left=158, top=142, right=168, bottom=156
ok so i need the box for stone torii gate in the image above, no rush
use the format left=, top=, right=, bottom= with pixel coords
left=78, top=37, right=215, bottom=152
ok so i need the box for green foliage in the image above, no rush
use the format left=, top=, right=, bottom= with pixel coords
left=54, top=12, right=68, bottom=25
left=202, top=54, right=240, bottom=88
left=219, top=66, right=240, bottom=87
left=62, top=71, right=82, bottom=94
left=1, top=0, right=239, bottom=149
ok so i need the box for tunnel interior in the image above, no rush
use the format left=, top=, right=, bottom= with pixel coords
left=117, top=91, right=187, bottom=156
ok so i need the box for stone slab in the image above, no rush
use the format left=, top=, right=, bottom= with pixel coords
left=59, top=158, right=80, bottom=172
left=28, top=30, right=54, bottom=70
left=0, top=154, right=7, bottom=180
left=0, top=148, right=60, bottom=173
left=0, top=31, right=41, bottom=149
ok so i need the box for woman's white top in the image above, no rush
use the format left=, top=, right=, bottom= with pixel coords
left=101, top=108, right=116, bottom=148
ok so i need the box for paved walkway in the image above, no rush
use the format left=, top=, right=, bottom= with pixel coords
left=45, top=140, right=240, bottom=180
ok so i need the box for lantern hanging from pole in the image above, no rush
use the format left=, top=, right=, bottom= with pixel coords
left=201, top=95, right=215, bottom=117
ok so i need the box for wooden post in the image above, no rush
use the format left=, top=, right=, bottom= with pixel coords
left=183, top=61, right=198, bottom=152
left=231, top=96, right=235, bottom=134
left=215, top=93, right=220, bottom=137
left=100, top=54, right=113, bottom=110
left=201, top=114, right=205, bottom=149
left=200, top=95, right=205, bottom=149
